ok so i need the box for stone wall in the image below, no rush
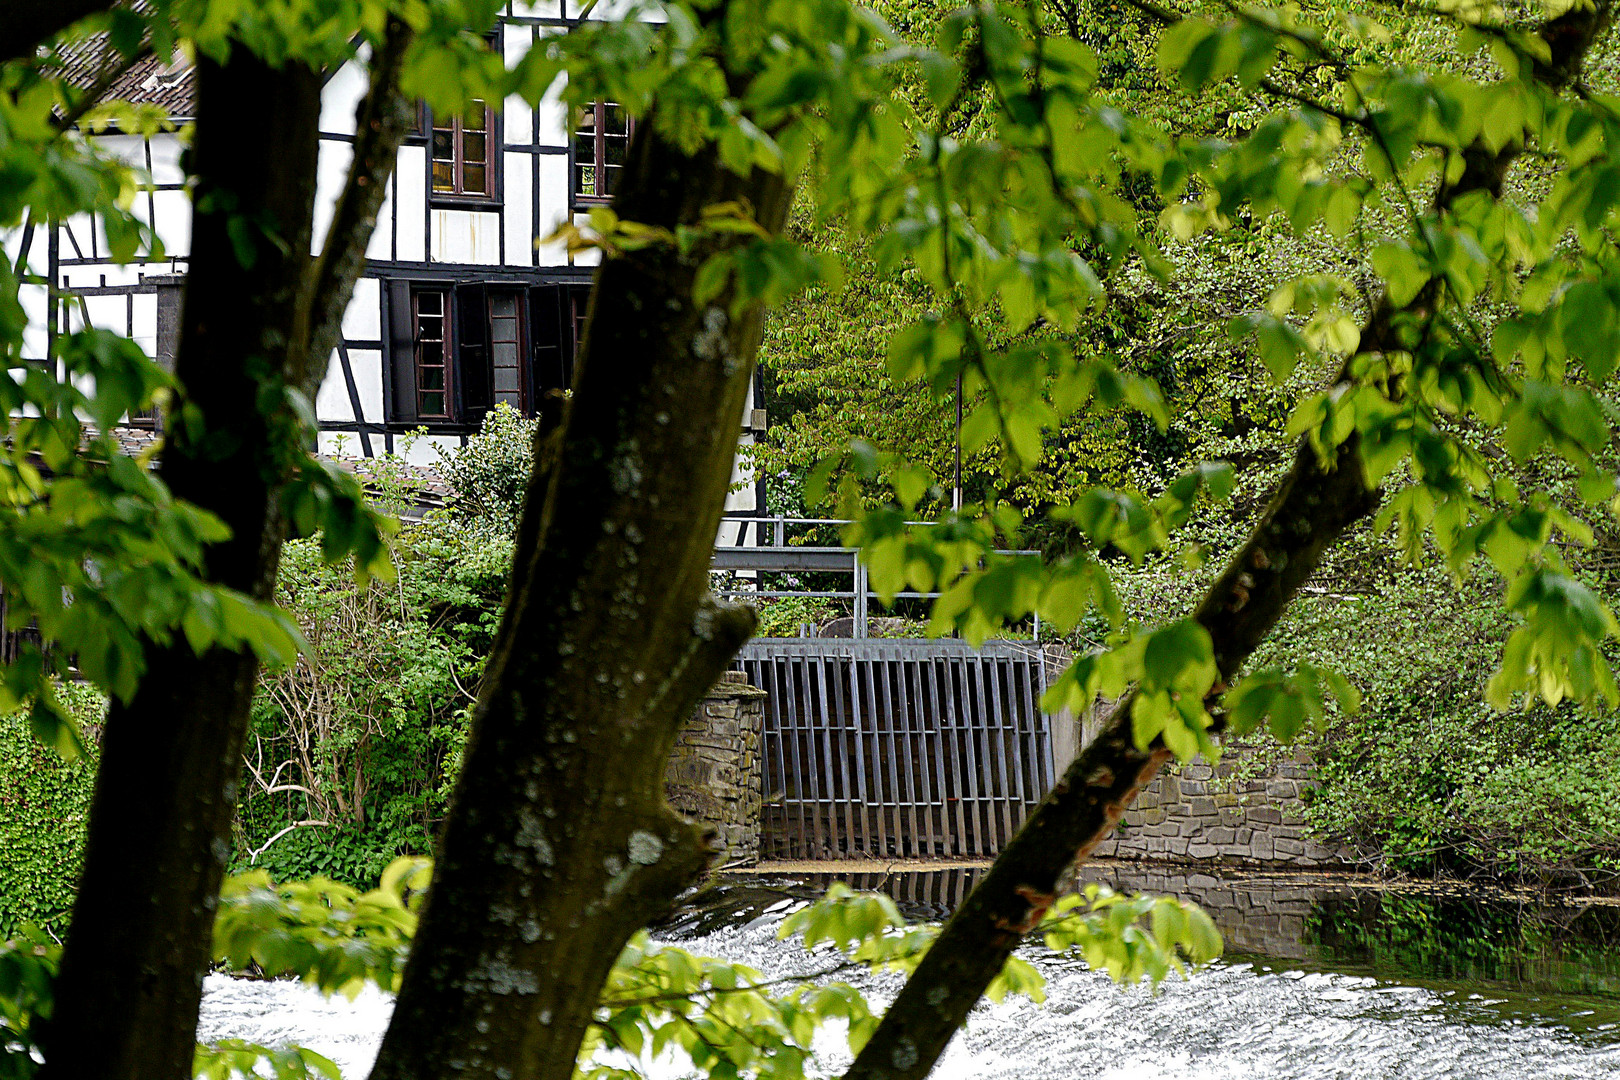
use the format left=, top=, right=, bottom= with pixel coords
left=1074, top=864, right=1338, bottom=959
left=664, top=671, right=765, bottom=865
left=1088, top=744, right=1356, bottom=869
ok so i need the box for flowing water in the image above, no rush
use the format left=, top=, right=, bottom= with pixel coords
left=197, top=866, right=1620, bottom=1079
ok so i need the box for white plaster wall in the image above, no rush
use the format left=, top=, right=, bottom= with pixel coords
left=395, top=146, right=427, bottom=262
left=315, top=352, right=355, bottom=421
left=342, top=277, right=382, bottom=340
left=319, top=61, right=369, bottom=136
left=130, top=292, right=156, bottom=359
left=503, top=155, right=532, bottom=267
left=147, top=134, right=187, bottom=186
left=431, top=209, right=502, bottom=264
left=347, top=347, right=385, bottom=425
left=367, top=174, right=395, bottom=261
left=148, top=189, right=192, bottom=257
left=537, top=156, right=571, bottom=266
left=312, top=140, right=353, bottom=254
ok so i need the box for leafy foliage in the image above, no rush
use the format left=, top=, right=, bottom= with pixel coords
left=238, top=513, right=510, bottom=885
left=0, top=684, right=103, bottom=935
left=438, top=404, right=539, bottom=530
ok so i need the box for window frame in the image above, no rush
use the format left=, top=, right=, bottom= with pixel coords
left=571, top=101, right=633, bottom=208
left=412, top=288, right=453, bottom=420
left=386, top=279, right=592, bottom=433
left=427, top=99, right=500, bottom=207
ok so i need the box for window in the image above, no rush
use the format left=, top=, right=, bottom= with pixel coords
left=430, top=100, right=495, bottom=199
left=412, top=290, right=451, bottom=418
left=572, top=102, right=632, bottom=204
left=386, top=281, right=590, bottom=429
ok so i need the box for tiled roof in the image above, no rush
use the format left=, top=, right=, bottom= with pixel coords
left=107, top=425, right=453, bottom=516
left=48, top=4, right=196, bottom=117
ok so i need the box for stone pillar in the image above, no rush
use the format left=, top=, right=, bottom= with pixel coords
left=664, top=670, right=766, bottom=866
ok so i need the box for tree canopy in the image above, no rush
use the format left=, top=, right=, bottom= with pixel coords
left=3, top=0, right=1620, bottom=1078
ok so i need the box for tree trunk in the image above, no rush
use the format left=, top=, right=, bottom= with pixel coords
left=40, top=53, right=322, bottom=1080
left=366, top=124, right=793, bottom=1080
left=842, top=433, right=1378, bottom=1080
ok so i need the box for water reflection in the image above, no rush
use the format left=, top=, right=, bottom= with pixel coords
left=682, top=864, right=1620, bottom=1041
left=200, top=864, right=1620, bottom=1078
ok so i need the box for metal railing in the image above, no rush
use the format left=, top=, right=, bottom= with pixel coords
left=713, top=515, right=1042, bottom=640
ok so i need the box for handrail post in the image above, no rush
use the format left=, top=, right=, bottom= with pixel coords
left=853, top=555, right=868, bottom=639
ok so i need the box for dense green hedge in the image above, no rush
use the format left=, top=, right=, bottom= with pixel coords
left=0, top=683, right=102, bottom=933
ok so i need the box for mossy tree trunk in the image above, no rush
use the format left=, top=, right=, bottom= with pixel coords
left=366, top=122, right=793, bottom=1080
left=40, top=24, right=414, bottom=1080
left=39, top=53, right=324, bottom=1080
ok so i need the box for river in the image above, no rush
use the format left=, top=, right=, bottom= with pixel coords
left=197, top=865, right=1620, bottom=1079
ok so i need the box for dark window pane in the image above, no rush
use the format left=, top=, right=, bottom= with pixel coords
left=432, top=130, right=454, bottom=158
left=462, top=163, right=487, bottom=193
left=604, top=136, right=627, bottom=166
left=416, top=292, right=441, bottom=314
left=462, top=132, right=486, bottom=164
left=419, top=391, right=445, bottom=416
left=419, top=366, right=445, bottom=390
left=602, top=165, right=619, bottom=196
left=604, top=104, right=628, bottom=135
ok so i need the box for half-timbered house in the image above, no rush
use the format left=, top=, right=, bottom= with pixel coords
left=10, top=1, right=766, bottom=526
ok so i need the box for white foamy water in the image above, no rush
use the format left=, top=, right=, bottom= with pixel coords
left=198, top=914, right=1620, bottom=1080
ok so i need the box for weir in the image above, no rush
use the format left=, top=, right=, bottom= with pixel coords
left=734, top=638, right=1063, bottom=860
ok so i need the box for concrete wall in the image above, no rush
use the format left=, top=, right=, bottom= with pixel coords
left=664, top=672, right=765, bottom=865
left=1089, top=744, right=1356, bottom=868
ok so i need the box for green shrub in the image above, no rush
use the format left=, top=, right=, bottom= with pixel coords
left=235, top=515, right=511, bottom=886
left=437, top=403, right=537, bottom=529
left=0, top=683, right=105, bottom=933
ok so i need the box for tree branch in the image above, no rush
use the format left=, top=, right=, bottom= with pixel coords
left=841, top=6, right=1617, bottom=1080
left=294, top=15, right=416, bottom=398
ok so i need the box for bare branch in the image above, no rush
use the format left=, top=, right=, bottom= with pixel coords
left=293, top=15, right=416, bottom=397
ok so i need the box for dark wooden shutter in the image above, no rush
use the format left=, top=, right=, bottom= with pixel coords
left=568, top=284, right=591, bottom=379
left=455, top=282, right=492, bottom=424
left=386, top=280, right=417, bottom=423
left=528, top=283, right=568, bottom=395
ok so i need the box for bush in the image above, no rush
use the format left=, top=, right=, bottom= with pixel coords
left=0, top=683, right=105, bottom=933
left=236, top=515, right=512, bottom=885
left=437, top=403, right=537, bottom=529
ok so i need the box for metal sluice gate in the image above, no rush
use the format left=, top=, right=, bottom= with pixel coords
left=735, top=638, right=1058, bottom=859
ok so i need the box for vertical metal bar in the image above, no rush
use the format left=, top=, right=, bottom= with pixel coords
left=1005, top=659, right=1032, bottom=829
left=975, top=653, right=1010, bottom=851
left=853, top=557, right=868, bottom=639
left=990, top=655, right=1019, bottom=848
left=1036, top=652, right=1057, bottom=793
left=881, top=652, right=905, bottom=858
left=812, top=651, right=847, bottom=856
left=834, top=650, right=868, bottom=856
left=775, top=653, right=808, bottom=858
left=905, top=658, right=935, bottom=857
left=920, top=654, right=952, bottom=854
left=885, top=656, right=916, bottom=857
left=794, top=651, right=825, bottom=857
left=933, top=654, right=970, bottom=856
left=955, top=655, right=987, bottom=855
left=862, top=652, right=891, bottom=857
left=760, top=655, right=794, bottom=858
